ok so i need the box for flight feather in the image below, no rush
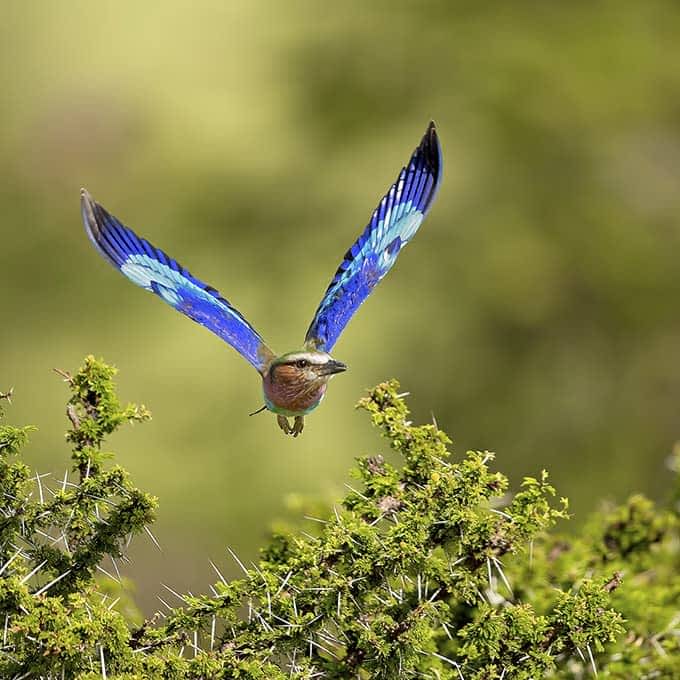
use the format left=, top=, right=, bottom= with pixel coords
left=304, top=121, right=442, bottom=352
left=80, top=190, right=275, bottom=374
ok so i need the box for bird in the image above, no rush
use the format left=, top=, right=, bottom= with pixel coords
left=80, top=121, right=442, bottom=436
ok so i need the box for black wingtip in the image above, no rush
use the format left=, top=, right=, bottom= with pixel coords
left=80, top=188, right=98, bottom=219
left=80, top=188, right=115, bottom=237
left=80, top=188, right=108, bottom=243
left=420, top=120, right=441, bottom=176
left=80, top=188, right=119, bottom=266
left=80, top=187, right=98, bottom=234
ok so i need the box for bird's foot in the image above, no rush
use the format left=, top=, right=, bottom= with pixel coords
left=277, top=415, right=293, bottom=435
left=291, top=415, right=304, bottom=437
left=276, top=414, right=305, bottom=437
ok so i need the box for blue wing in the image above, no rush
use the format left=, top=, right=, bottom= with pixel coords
left=304, top=121, right=442, bottom=352
left=81, top=190, right=275, bottom=374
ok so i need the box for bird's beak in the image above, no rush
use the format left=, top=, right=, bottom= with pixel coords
left=322, top=359, right=347, bottom=376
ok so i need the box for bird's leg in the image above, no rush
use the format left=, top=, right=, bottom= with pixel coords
left=277, top=415, right=293, bottom=435
left=291, top=416, right=305, bottom=437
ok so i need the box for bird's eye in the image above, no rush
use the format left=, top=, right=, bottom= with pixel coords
left=296, top=359, right=308, bottom=369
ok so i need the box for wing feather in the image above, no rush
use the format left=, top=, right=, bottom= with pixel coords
left=81, top=190, right=275, bottom=373
left=304, top=121, right=442, bottom=352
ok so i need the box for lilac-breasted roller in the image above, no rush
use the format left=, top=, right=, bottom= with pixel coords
left=81, top=122, right=442, bottom=436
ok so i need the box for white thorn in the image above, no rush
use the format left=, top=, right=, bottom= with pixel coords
left=274, top=570, right=292, bottom=598
left=110, top=557, right=121, bottom=583
left=0, top=550, right=22, bottom=576
left=156, top=595, right=172, bottom=611
left=420, top=650, right=465, bottom=679
left=587, top=644, right=598, bottom=676
left=486, top=558, right=496, bottom=597
left=144, top=526, right=162, bottom=551
left=35, top=473, right=44, bottom=505
left=343, top=483, right=368, bottom=500
left=99, top=645, right=107, bottom=680
left=427, top=588, right=442, bottom=603
left=96, top=564, right=119, bottom=583
left=34, top=569, right=71, bottom=596
left=226, top=547, right=249, bottom=576
left=20, top=560, right=47, bottom=584
left=209, top=559, right=227, bottom=585
left=161, top=582, right=185, bottom=602
left=492, top=557, right=513, bottom=597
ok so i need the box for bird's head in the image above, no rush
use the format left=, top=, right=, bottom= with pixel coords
left=268, top=351, right=347, bottom=387
left=263, top=351, right=347, bottom=414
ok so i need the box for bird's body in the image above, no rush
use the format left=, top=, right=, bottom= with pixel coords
left=261, top=350, right=347, bottom=434
left=263, top=351, right=341, bottom=416
left=81, top=122, right=442, bottom=435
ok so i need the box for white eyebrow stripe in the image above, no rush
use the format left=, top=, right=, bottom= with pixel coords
left=284, top=352, right=330, bottom=365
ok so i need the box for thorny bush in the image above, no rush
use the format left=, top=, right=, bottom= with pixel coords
left=0, top=358, right=678, bottom=678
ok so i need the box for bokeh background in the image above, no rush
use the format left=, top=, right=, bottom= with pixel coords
left=2, top=1, right=680, bottom=614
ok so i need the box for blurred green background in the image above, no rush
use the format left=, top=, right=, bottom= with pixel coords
left=2, top=1, right=680, bottom=614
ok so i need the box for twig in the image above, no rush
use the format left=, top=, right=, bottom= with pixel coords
left=53, top=368, right=74, bottom=385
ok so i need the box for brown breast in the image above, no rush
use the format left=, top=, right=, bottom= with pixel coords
left=263, top=365, right=327, bottom=414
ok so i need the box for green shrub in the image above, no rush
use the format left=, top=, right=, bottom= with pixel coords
left=0, top=358, right=677, bottom=678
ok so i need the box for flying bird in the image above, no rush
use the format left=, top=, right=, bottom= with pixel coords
left=81, top=122, right=442, bottom=436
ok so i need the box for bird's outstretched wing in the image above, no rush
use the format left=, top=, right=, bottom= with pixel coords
left=81, top=190, right=275, bottom=374
left=304, top=121, right=442, bottom=352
